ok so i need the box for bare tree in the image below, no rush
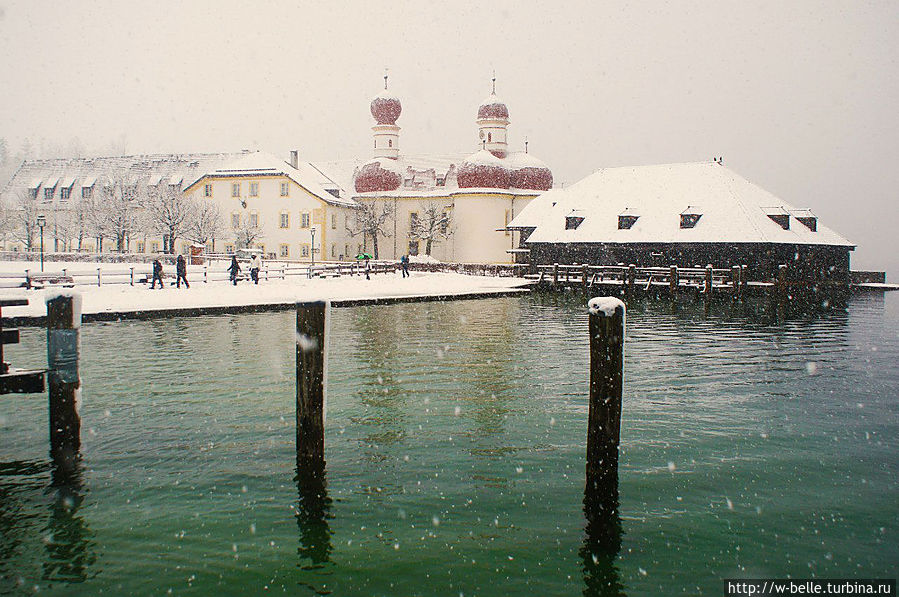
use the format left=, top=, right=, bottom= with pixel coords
left=83, top=187, right=111, bottom=252
left=345, top=199, right=394, bottom=259
left=185, top=199, right=224, bottom=251
left=410, top=201, right=453, bottom=256
left=12, top=190, right=38, bottom=251
left=143, top=184, right=195, bottom=253
left=100, top=174, right=140, bottom=252
left=234, top=212, right=264, bottom=250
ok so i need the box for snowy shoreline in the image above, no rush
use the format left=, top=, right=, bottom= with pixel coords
left=0, top=260, right=530, bottom=325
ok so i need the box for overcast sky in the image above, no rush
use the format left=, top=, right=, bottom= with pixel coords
left=1, top=0, right=896, bottom=278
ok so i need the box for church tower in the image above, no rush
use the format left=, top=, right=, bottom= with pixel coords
left=370, top=73, right=401, bottom=159
left=476, top=74, right=510, bottom=158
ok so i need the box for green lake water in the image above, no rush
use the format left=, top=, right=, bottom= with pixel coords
left=1, top=292, right=897, bottom=595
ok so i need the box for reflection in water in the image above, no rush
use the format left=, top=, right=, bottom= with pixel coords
left=0, top=458, right=95, bottom=591
left=43, top=459, right=95, bottom=583
left=581, top=469, right=624, bottom=597
left=295, top=462, right=333, bottom=572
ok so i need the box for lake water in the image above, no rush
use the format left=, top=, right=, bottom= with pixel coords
left=1, top=292, right=897, bottom=595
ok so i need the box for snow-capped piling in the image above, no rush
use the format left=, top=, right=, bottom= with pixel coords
left=296, top=301, right=327, bottom=468
left=586, top=297, right=625, bottom=494
left=46, top=290, right=82, bottom=475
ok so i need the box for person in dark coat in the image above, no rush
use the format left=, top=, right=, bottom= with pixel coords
left=176, top=254, right=189, bottom=289
left=364, top=257, right=371, bottom=280
left=228, top=255, right=241, bottom=285
left=150, top=258, right=164, bottom=289
left=400, top=254, right=409, bottom=278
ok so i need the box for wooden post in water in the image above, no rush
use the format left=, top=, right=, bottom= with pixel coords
left=741, top=265, right=748, bottom=293
left=626, top=264, right=636, bottom=293
left=669, top=266, right=678, bottom=293
left=296, top=301, right=327, bottom=469
left=731, top=265, right=742, bottom=298
left=46, top=292, right=82, bottom=475
left=776, top=264, right=788, bottom=300
left=704, top=264, right=713, bottom=295
left=587, top=297, right=625, bottom=492
left=553, top=263, right=559, bottom=288
left=582, top=264, right=589, bottom=292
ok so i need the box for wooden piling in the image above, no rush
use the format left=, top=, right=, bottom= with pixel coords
left=553, top=263, right=559, bottom=287
left=582, top=264, right=589, bottom=292
left=296, top=301, right=327, bottom=468
left=46, top=292, right=82, bottom=475
left=704, top=265, right=713, bottom=294
left=669, top=266, right=678, bottom=293
left=587, top=297, right=625, bottom=490
left=626, top=264, right=636, bottom=292
left=731, top=265, right=741, bottom=297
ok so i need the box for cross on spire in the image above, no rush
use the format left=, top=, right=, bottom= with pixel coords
left=384, top=69, right=389, bottom=90
left=491, top=70, right=496, bottom=94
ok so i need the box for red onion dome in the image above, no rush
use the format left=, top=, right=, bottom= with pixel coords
left=370, top=89, right=402, bottom=125
left=457, top=149, right=511, bottom=189
left=507, top=152, right=553, bottom=191
left=477, top=93, right=509, bottom=120
left=354, top=159, right=403, bottom=193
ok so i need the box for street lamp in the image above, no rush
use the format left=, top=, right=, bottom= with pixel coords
left=310, top=227, right=315, bottom=266
left=36, top=215, right=47, bottom=272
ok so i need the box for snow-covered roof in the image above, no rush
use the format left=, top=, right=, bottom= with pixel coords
left=196, top=151, right=357, bottom=208
left=510, top=161, right=853, bottom=247
left=60, top=176, right=76, bottom=188
left=43, top=176, right=59, bottom=188
left=503, top=151, right=550, bottom=169
left=462, top=149, right=508, bottom=168
left=2, top=151, right=247, bottom=201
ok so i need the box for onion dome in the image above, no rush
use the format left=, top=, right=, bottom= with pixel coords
left=506, top=152, right=553, bottom=191
left=457, top=149, right=511, bottom=189
left=477, top=93, right=509, bottom=121
left=370, top=89, right=402, bottom=125
left=354, top=159, right=403, bottom=193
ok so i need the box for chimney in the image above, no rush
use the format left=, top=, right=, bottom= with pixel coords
left=289, top=150, right=299, bottom=169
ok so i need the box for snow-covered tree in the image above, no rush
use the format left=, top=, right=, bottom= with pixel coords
left=234, top=212, right=263, bottom=250
left=185, top=199, right=224, bottom=251
left=11, top=190, right=38, bottom=251
left=101, top=174, right=140, bottom=252
left=143, top=184, right=195, bottom=253
left=345, top=200, right=394, bottom=259
left=410, top=201, right=453, bottom=256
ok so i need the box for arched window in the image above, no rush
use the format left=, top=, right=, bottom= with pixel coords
left=487, top=132, right=492, bottom=142
left=388, top=139, right=393, bottom=147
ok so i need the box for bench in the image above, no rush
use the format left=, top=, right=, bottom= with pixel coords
left=25, top=273, right=75, bottom=289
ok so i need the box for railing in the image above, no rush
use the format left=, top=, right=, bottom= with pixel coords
left=0, top=260, right=399, bottom=289
left=527, top=263, right=747, bottom=294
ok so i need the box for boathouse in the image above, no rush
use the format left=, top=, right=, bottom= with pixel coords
left=508, top=161, right=854, bottom=284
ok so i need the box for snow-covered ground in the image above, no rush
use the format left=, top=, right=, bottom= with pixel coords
left=0, top=259, right=529, bottom=320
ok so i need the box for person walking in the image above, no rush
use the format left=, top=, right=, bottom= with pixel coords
left=250, top=253, right=261, bottom=285
left=150, top=258, right=164, bottom=289
left=228, top=255, right=241, bottom=286
left=365, top=257, right=371, bottom=280
left=400, top=254, right=410, bottom=278
left=176, top=254, right=190, bottom=289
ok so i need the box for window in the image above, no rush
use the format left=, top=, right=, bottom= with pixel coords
left=279, top=244, right=289, bottom=258
left=231, top=213, right=240, bottom=228
left=301, top=212, right=310, bottom=228
left=204, top=184, right=213, bottom=197
left=618, top=209, right=639, bottom=230
left=488, top=132, right=492, bottom=142
left=44, top=187, right=54, bottom=200
left=60, top=187, right=71, bottom=200
left=345, top=244, right=350, bottom=258
left=280, top=212, right=289, bottom=228
left=249, top=212, right=258, bottom=228
left=29, top=188, right=39, bottom=199
left=136, top=241, right=145, bottom=253
left=441, top=211, right=450, bottom=234
left=249, top=182, right=258, bottom=197
left=388, top=139, right=393, bottom=148
left=565, top=215, right=584, bottom=230
left=331, top=214, right=337, bottom=229
left=82, top=187, right=92, bottom=199
left=408, top=240, right=420, bottom=256
left=301, top=244, right=309, bottom=257
left=280, top=182, right=289, bottom=196
left=331, top=244, right=336, bottom=258
left=680, top=214, right=701, bottom=229
left=232, top=183, right=240, bottom=197
left=151, top=241, right=160, bottom=253
left=763, top=208, right=790, bottom=230
left=410, top=212, right=419, bottom=228
left=224, top=244, right=235, bottom=254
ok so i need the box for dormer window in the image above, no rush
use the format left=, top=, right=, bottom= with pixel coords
left=763, top=207, right=790, bottom=230
left=792, top=209, right=817, bottom=231
left=618, top=208, right=639, bottom=230
left=680, top=206, right=703, bottom=229
left=565, top=215, right=584, bottom=230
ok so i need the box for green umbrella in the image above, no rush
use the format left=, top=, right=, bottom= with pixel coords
left=355, top=253, right=373, bottom=260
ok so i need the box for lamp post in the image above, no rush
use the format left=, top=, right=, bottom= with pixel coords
left=310, top=227, right=316, bottom=266
left=36, top=215, right=47, bottom=272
